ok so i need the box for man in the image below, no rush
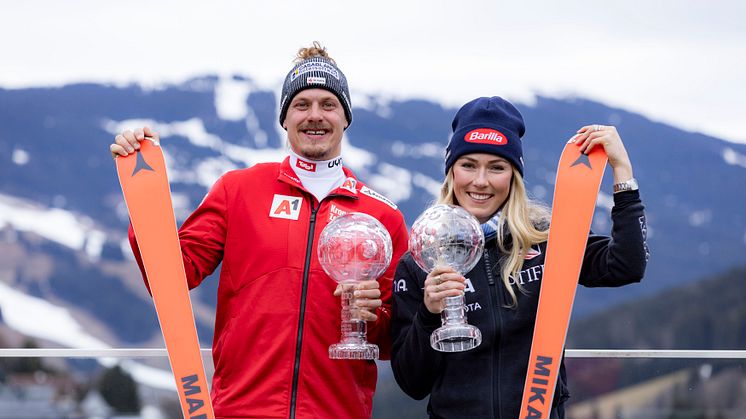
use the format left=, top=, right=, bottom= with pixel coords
left=110, top=43, right=408, bottom=419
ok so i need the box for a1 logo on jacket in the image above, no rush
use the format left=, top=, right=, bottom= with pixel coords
left=270, top=195, right=302, bottom=220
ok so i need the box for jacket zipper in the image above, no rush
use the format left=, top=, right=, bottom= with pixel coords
left=289, top=200, right=319, bottom=419
left=484, top=250, right=501, bottom=419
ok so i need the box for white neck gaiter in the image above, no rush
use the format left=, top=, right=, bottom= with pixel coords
left=288, top=149, right=346, bottom=202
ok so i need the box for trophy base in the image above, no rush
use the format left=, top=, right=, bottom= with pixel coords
left=329, top=342, right=379, bottom=360
left=430, top=324, right=482, bottom=353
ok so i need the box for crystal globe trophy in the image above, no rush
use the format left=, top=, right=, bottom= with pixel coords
left=409, top=204, right=484, bottom=352
left=318, top=212, right=393, bottom=360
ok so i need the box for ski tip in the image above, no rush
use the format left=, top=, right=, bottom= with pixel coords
left=144, top=136, right=161, bottom=147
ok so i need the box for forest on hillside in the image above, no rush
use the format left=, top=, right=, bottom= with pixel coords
left=563, top=265, right=746, bottom=415
left=568, top=265, right=746, bottom=351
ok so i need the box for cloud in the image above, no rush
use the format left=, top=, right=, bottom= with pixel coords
left=2, top=0, right=745, bottom=143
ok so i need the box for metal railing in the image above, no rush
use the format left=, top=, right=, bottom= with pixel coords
left=1, top=348, right=745, bottom=358
left=1, top=349, right=744, bottom=419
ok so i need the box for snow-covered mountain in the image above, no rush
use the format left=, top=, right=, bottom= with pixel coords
left=1, top=74, right=745, bottom=356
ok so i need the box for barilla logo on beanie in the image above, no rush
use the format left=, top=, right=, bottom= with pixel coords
left=465, top=128, right=507, bottom=145
left=296, top=159, right=317, bottom=172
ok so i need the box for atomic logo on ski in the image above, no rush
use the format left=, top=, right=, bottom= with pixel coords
left=132, top=151, right=154, bottom=176
left=570, top=153, right=592, bottom=169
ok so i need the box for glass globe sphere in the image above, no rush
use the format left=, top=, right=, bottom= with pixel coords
left=409, top=204, right=484, bottom=275
left=318, top=212, right=393, bottom=283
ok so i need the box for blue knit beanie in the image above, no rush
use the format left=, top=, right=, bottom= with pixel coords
left=445, top=96, right=525, bottom=176
left=278, top=56, right=353, bottom=127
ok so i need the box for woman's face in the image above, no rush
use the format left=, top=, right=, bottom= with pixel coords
left=452, top=153, right=513, bottom=223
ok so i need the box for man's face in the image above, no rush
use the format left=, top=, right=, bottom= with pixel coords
left=283, top=89, right=347, bottom=161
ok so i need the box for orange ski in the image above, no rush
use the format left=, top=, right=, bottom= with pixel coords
left=116, top=138, right=215, bottom=419
left=519, top=141, right=607, bottom=418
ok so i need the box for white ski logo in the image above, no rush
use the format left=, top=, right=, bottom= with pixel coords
left=360, top=186, right=397, bottom=209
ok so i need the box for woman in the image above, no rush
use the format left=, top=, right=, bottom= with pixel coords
left=391, top=96, right=648, bottom=418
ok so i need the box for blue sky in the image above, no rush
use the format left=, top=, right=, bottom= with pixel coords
left=3, top=0, right=745, bottom=143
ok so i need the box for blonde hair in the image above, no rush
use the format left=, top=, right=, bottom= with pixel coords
left=294, top=41, right=336, bottom=64
left=438, top=166, right=550, bottom=308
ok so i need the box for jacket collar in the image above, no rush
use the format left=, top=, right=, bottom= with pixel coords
left=277, top=156, right=360, bottom=200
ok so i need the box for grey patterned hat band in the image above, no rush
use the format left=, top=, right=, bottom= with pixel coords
left=278, top=56, right=353, bottom=127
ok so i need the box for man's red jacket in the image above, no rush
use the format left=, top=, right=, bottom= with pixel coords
left=129, top=157, right=408, bottom=418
